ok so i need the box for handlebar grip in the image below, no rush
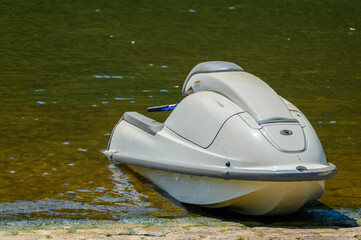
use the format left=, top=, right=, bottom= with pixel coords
left=147, top=104, right=169, bottom=112
left=147, top=103, right=178, bottom=112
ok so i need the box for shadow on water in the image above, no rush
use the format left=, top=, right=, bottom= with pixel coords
left=123, top=164, right=359, bottom=229
left=181, top=202, right=359, bottom=229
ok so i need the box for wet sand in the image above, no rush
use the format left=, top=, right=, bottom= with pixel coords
left=0, top=216, right=360, bottom=240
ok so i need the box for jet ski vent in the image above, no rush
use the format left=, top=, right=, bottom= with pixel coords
left=296, top=166, right=309, bottom=172
left=280, top=129, right=293, bottom=135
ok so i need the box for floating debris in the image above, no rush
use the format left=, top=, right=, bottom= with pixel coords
left=188, top=9, right=196, bottom=13
left=149, top=63, right=154, bottom=67
left=102, top=101, right=108, bottom=104
left=68, top=163, right=75, bottom=166
left=63, top=142, right=69, bottom=145
left=160, top=89, right=168, bottom=92
left=111, top=76, right=123, bottom=79
left=35, top=89, right=44, bottom=92
left=131, top=41, right=135, bottom=44
left=95, top=9, right=100, bottom=12
left=161, top=65, right=168, bottom=68
left=229, top=6, right=235, bottom=10
left=92, top=105, right=97, bottom=107
left=329, top=121, right=337, bottom=124
left=78, top=149, right=87, bottom=152
left=10, top=171, right=15, bottom=174
left=104, top=133, right=110, bottom=136
left=350, top=27, right=356, bottom=31
left=37, top=101, right=46, bottom=104
left=142, top=90, right=152, bottom=92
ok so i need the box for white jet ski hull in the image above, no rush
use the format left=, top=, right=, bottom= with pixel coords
left=129, top=166, right=324, bottom=215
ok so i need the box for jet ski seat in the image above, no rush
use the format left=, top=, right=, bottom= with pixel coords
left=121, top=112, right=164, bottom=136
left=181, top=61, right=297, bottom=124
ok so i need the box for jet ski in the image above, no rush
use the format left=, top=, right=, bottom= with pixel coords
left=102, top=61, right=337, bottom=215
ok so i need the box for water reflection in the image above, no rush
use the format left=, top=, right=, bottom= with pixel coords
left=0, top=162, right=188, bottom=219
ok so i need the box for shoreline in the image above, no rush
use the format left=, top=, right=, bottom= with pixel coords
left=0, top=215, right=360, bottom=240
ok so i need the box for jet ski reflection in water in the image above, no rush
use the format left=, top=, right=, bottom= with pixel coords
left=102, top=61, right=336, bottom=215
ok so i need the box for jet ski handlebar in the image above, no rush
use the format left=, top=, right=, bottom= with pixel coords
left=147, top=103, right=178, bottom=112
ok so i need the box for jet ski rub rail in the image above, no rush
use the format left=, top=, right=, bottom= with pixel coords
left=102, top=150, right=337, bottom=182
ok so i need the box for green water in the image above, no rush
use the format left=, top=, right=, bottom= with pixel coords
left=0, top=0, right=360, bottom=219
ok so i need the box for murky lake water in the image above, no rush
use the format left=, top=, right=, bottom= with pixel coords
left=0, top=0, right=360, bottom=220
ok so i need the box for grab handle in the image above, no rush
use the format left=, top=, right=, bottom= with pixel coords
left=147, top=103, right=178, bottom=112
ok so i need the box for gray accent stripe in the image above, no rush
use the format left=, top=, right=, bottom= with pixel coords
left=122, top=112, right=164, bottom=136
left=103, top=150, right=337, bottom=182
left=259, top=119, right=299, bottom=125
